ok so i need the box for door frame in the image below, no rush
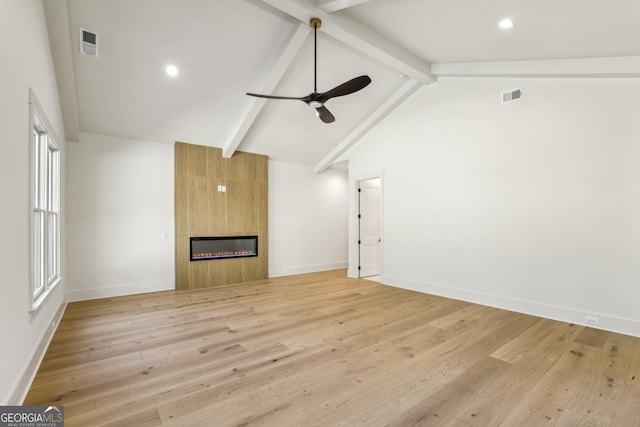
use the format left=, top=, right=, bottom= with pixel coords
left=358, top=178, right=382, bottom=278
left=348, top=171, right=384, bottom=279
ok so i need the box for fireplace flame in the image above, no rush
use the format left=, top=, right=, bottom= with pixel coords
left=193, top=250, right=255, bottom=259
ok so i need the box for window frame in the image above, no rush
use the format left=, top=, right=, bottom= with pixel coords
left=29, top=89, right=62, bottom=311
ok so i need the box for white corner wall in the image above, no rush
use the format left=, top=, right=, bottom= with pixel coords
left=65, top=133, right=175, bottom=300
left=346, top=77, right=640, bottom=337
left=269, top=160, right=348, bottom=277
left=0, top=0, right=68, bottom=404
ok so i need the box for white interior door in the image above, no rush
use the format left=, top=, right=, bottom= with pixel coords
left=359, top=178, right=381, bottom=278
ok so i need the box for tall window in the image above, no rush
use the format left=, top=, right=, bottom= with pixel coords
left=30, top=91, right=61, bottom=309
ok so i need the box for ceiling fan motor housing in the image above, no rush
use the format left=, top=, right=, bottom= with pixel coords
left=245, top=16, right=370, bottom=124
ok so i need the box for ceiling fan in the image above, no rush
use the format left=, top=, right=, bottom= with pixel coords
left=246, top=17, right=371, bottom=124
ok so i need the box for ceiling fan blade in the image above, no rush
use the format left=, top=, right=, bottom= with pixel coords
left=246, top=92, right=305, bottom=101
left=316, top=106, right=335, bottom=123
left=245, top=19, right=371, bottom=126
left=319, top=75, right=371, bottom=102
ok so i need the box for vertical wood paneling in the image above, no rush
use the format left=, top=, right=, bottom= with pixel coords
left=256, top=155, right=268, bottom=183
left=206, top=147, right=227, bottom=179
left=243, top=183, right=258, bottom=233
left=174, top=175, right=189, bottom=233
left=175, top=232, right=190, bottom=287
left=209, top=260, right=229, bottom=285
left=226, top=260, right=245, bottom=284
left=207, top=179, right=227, bottom=235
left=174, top=142, right=190, bottom=177
left=257, top=182, right=268, bottom=232
left=188, top=177, right=209, bottom=235
left=190, top=259, right=210, bottom=289
left=245, top=153, right=257, bottom=183
left=175, top=142, right=268, bottom=290
left=188, top=143, right=208, bottom=177
left=229, top=151, right=255, bottom=182
left=225, top=180, right=243, bottom=233
left=258, top=232, right=268, bottom=277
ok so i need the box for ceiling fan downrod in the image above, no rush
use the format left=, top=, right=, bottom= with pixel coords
left=310, top=18, right=321, bottom=96
left=245, top=16, right=371, bottom=124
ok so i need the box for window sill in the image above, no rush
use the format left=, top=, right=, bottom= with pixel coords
left=31, top=277, right=62, bottom=313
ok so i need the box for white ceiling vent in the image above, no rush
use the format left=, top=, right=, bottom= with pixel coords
left=502, top=88, right=522, bottom=104
left=79, top=28, right=99, bottom=57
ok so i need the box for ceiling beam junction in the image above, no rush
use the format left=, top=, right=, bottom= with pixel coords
left=317, top=0, right=374, bottom=13
left=259, top=0, right=434, bottom=173
left=222, top=23, right=309, bottom=158
left=314, top=77, right=422, bottom=173
left=260, top=0, right=434, bottom=85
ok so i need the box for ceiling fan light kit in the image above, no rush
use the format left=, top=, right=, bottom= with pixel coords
left=246, top=18, right=371, bottom=123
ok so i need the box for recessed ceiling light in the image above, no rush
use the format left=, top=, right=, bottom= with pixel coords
left=498, top=18, right=514, bottom=30
left=166, top=65, right=179, bottom=77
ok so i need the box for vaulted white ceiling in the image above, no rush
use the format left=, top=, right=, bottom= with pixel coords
left=44, top=0, right=640, bottom=171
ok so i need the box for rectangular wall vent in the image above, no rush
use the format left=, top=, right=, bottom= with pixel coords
left=502, top=88, right=522, bottom=104
left=79, top=28, right=99, bottom=57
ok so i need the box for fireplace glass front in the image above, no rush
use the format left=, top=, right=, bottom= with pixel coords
left=190, top=236, right=258, bottom=261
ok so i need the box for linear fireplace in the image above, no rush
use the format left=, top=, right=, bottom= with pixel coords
left=190, top=236, right=258, bottom=261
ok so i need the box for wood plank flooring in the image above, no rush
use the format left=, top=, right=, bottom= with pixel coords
left=25, top=270, right=640, bottom=426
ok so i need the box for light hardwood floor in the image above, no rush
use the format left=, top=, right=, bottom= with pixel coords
left=25, top=270, right=640, bottom=426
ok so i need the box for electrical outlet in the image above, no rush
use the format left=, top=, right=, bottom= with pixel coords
left=585, top=316, right=599, bottom=326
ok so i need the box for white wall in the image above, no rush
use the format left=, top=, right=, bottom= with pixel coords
left=65, top=133, right=175, bottom=300
left=0, top=0, right=67, bottom=404
left=269, top=160, right=348, bottom=277
left=345, top=77, right=640, bottom=337
left=65, top=148, right=347, bottom=294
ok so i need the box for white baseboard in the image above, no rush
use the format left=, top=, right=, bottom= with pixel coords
left=10, top=302, right=67, bottom=404
left=269, top=261, right=348, bottom=278
left=66, top=280, right=175, bottom=302
left=382, top=275, right=640, bottom=338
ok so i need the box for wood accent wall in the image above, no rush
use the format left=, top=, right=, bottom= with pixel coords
left=175, top=142, right=268, bottom=289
